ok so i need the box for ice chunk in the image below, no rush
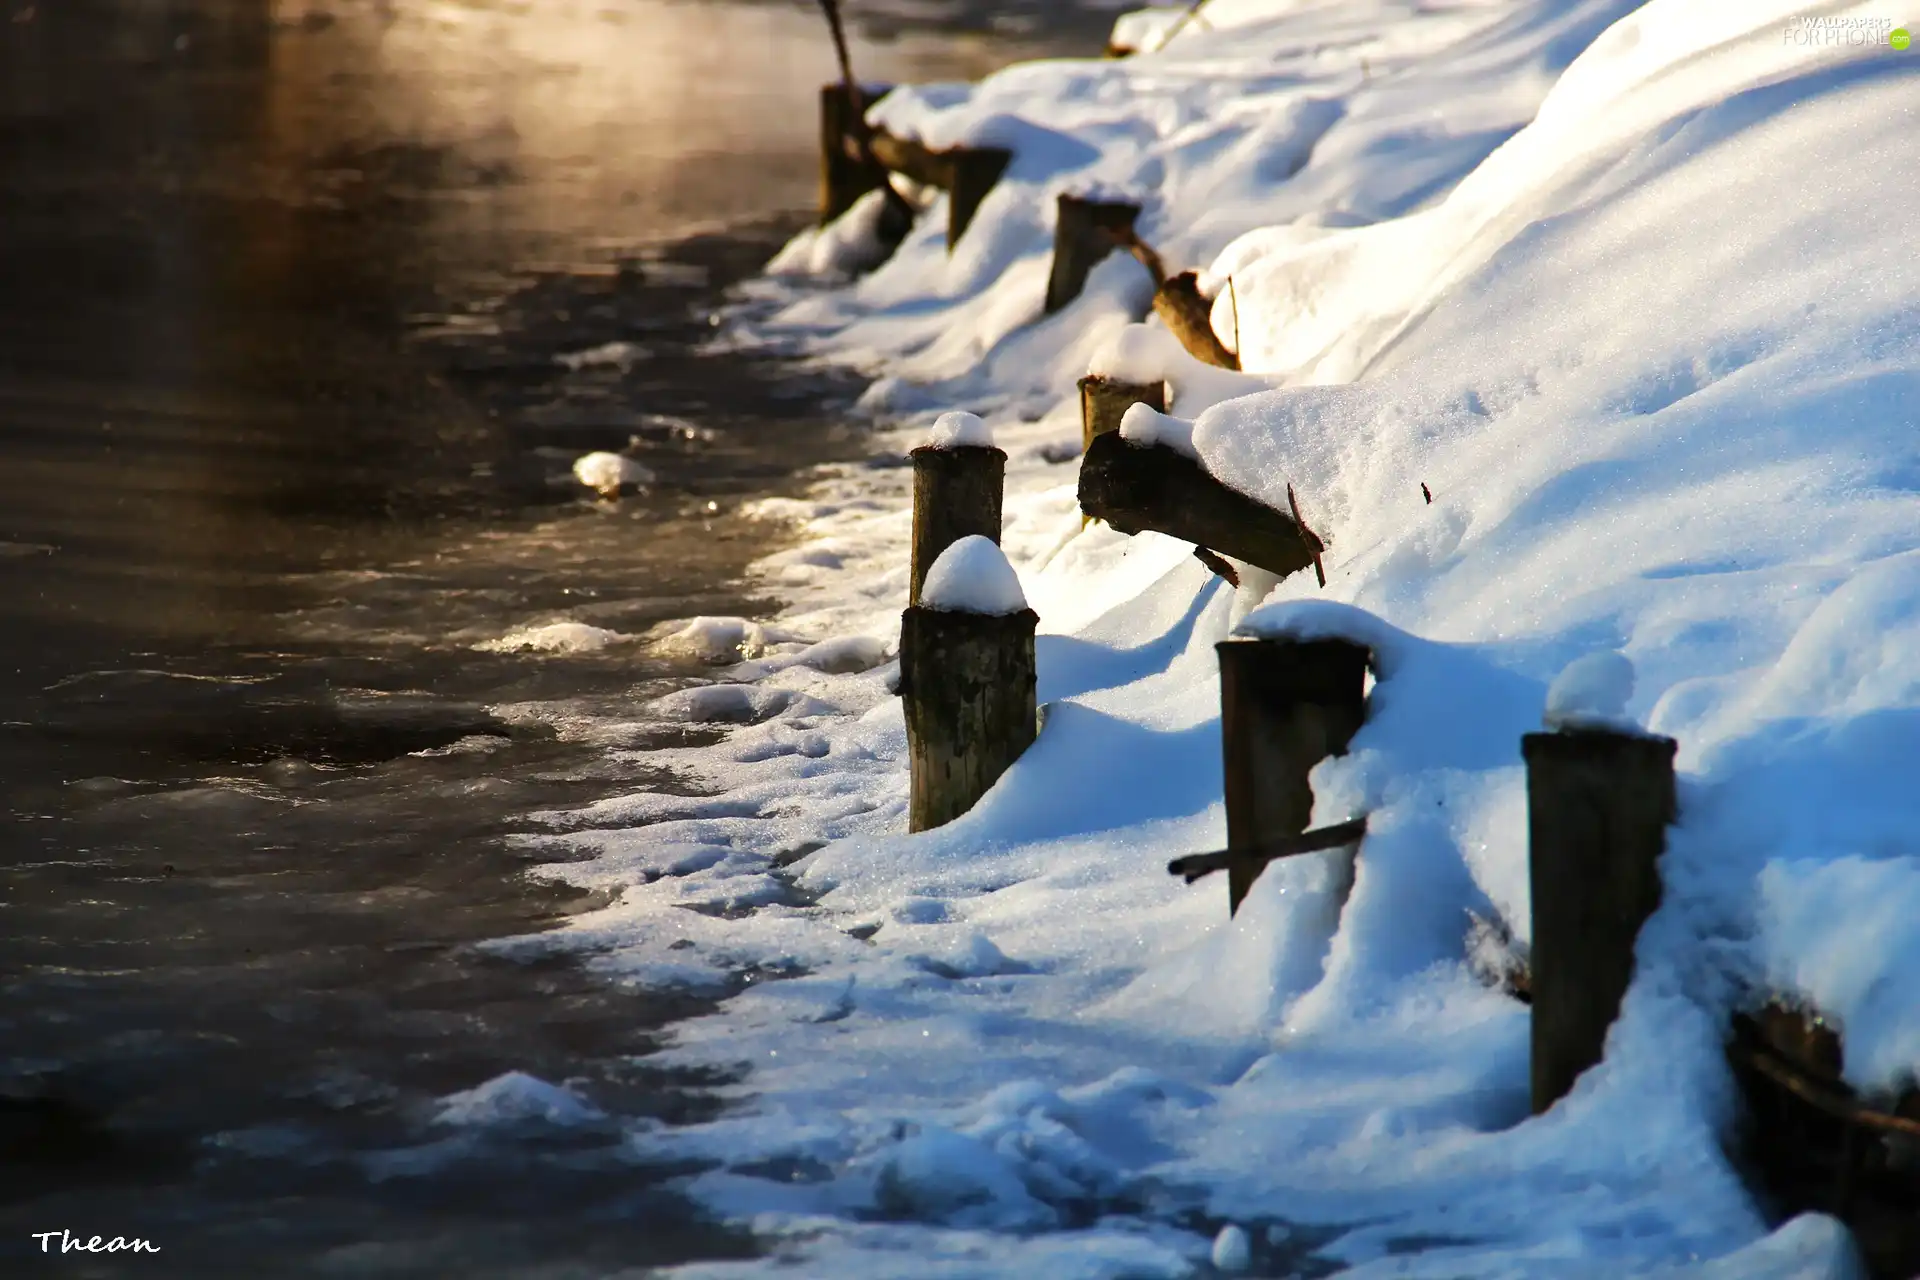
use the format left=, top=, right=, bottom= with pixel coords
left=925, top=411, right=995, bottom=450
left=571, top=451, right=654, bottom=496
left=556, top=340, right=650, bottom=371
left=474, top=621, right=629, bottom=654
left=434, top=1071, right=603, bottom=1128
left=1212, top=1223, right=1253, bottom=1272
left=1544, top=651, right=1636, bottom=730
left=919, top=536, right=1027, bottom=615
left=651, top=615, right=798, bottom=663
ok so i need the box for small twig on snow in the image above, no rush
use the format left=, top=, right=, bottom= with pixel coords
left=1192, top=546, right=1240, bottom=587
left=1287, top=483, right=1327, bottom=588
left=1227, top=275, right=1241, bottom=360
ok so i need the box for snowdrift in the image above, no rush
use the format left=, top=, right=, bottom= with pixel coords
left=489, top=2, right=1919, bottom=1275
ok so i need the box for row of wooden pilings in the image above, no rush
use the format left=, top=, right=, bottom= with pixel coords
left=820, top=86, right=1239, bottom=372
left=898, top=410, right=1919, bottom=1276
left=899, top=414, right=1669, bottom=1117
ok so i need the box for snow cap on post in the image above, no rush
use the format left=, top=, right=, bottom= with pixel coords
left=919, top=535, right=1027, bottom=615
left=925, top=411, right=995, bottom=450
left=1544, top=651, right=1637, bottom=731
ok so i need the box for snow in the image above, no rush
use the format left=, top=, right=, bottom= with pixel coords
left=924, top=410, right=996, bottom=450
left=1116, top=401, right=1193, bottom=457
left=571, top=450, right=654, bottom=496
left=496, top=2, right=1920, bottom=1276
left=768, top=188, right=902, bottom=281
left=1544, top=651, right=1638, bottom=731
left=918, top=535, right=1028, bottom=615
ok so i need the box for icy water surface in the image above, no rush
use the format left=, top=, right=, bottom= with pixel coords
left=0, top=0, right=1105, bottom=1273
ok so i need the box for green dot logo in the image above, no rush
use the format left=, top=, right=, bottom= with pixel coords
left=1894, top=27, right=1913, bottom=50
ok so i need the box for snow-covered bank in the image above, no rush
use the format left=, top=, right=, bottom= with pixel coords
left=488, top=2, right=1916, bottom=1275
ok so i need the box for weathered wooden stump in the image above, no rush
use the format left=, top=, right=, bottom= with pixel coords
left=1216, top=637, right=1370, bottom=914
left=1078, top=432, right=1319, bottom=581
left=1729, top=1005, right=1920, bottom=1279
left=819, top=83, right=892, bottom=225
left=1154, top=271, right=1239, bottom=370
left=900, top=587, right=1038, bottom=833
left=947, top=147, right=1012, bottom=253
left=909, top=444, right=1005, bottom=605
left=1522, top=727, right=1677, bottom=1114
left=865, top=131, right=1012, bottom=253
left=1077, top=375, right=1165, bottom=453
left=1046, top=196, right=1143, bottom=315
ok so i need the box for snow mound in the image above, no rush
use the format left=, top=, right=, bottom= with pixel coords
left=925, top=411, right=995, bottom=450
left=474, top=621, right=629, bottom=654
left=919, top=536, right=1027, bottom=615
left=571, top=451, right=654, bottom=496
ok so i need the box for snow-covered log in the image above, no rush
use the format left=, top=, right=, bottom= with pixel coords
left=1076, top=431, right=1319, bottom=581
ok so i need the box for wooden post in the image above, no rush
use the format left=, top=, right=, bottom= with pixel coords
left=901, top=605, right=1038, bottom=831
left=1523, top=727, right=1677, bottom=1114
left=1217, top=638, right=1370, bottom=914
left=1046, top=196, right=1142, bottom=315
left=947, top=147, right=1012, bottom=252
left=909, top=445, right=1005, bottom=605
left=1078, top=375, right=1165, bottom=453
left=819, top=84, right=891, bottom=225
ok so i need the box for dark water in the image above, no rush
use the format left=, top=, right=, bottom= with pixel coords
left=0, top=1, right=1102, bottom=1273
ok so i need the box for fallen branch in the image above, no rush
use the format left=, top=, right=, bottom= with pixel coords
left=1167, top=817, right=1367, bottom=884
